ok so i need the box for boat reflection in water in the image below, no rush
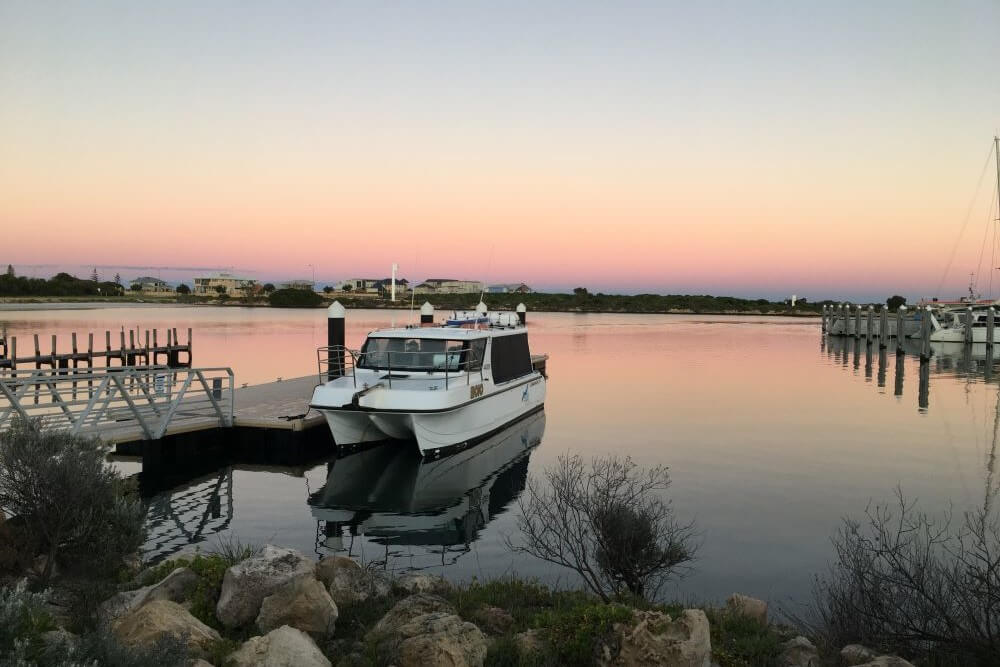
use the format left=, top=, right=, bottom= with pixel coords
left=308, top=409, right=545, bottom=568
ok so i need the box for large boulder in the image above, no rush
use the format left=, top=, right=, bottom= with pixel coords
left=471, top=605, right=514, bottom=635
left=229, top=625, right=331, bottom=667
left=216, top=545, right=315, bottom=628
left=393, top=612, right=487, bottom=667
left=779, top=636, right=820, bottom=667
left=605, top=609, right=711, bottom=667
left=841, top=645, right=878, bottom=665
left=726, top=593, right=767, bottom=625
left=370, top=593, right=455, bottom=636
left=257, top=576, right=339, bottom=637
left=111, top=599, right=220, bottom=658
left=317, top=556, right=389, bottom=606
left=854, top=659, right=915, bottom=667
left=395, top=572, right=451, bottom=595
left=100, top=566, right=201, bottom=623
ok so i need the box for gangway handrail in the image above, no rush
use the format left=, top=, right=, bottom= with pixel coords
left=0, top=366, right=235, bottom=440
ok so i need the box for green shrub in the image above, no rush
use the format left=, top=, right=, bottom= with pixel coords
left=533, top=602, right=633, bottom=665
left=0, top=581, right=56, bottom=663
left=706, top=608, right=783, bottom=667
left=209, top=535, right=264, bottom=567
left=138, top=553, right=229, bottom=631
left=268, top=288, right=322, bottom=308
left=0, top=419, right=145, bottom=586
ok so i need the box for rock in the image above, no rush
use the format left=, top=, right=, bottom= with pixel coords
left=779, top=636, right=820, bottom=667
left=318, top=557, right=390, bottom=606
left=514, top=629, right=546, bottom=655
left=395, top=572, right=451, bottom=594
left=216, top=545, right=315, bottom=628
left=606, top=609, right=711, bottom=667
left=841, top=644, right=878, bottom=665
left=472, top=605, right=514, bottom=635
left=392, top=612, right=487, bottom=667
left=726, top=593, right=768, bottom=625
left=256, top=576, right=338, bottom=637
left=854, top=658, right=916, bottom=667
left=229, top=625, right=332, bottom=667
left=39, top=628, right=77, bottom=652
left=188, top=661, right=215, bottom=667
left=99, top=566, right=201, bottom=623
left=370, top=593, right=456, bottom=636
left=315, top=555, right=360, bottom=585
left=112, top=599, right=221, bottom=658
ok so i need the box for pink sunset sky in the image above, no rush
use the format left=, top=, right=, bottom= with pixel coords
left=2, top=2, right=999, bottom=301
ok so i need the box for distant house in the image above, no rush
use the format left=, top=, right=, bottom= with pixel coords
left=280, top=279, right=316, bottom=291
left=193, top=272, right=259, bottom=297
left=336, top=278, right=381, bottom=293
left=413, top=279, right=484, bottom=294
left=129, top=277, right=172, bottom=294
left=487, top=283, right=532, bottom=294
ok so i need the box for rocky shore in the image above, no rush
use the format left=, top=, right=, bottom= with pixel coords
left=23, top=544, right=918, bottom=667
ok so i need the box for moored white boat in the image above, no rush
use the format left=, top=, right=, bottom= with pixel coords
left=310, top=304, right=547, bottom=457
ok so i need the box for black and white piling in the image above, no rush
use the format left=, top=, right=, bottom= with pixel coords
left=879, top=307, right=888, bottom=348
left=854, top=305, right=862, bottom=340
left=920, top=306, right=932, bottom=361
left=327, top=301, right=346, bottom=380
left=866, top=306, right=874, bottom=340
left=420, top=301, right=434, bottom=326
left=517, top=303, right=527, bottom=325
left=896, top=306, right=906, bottom=353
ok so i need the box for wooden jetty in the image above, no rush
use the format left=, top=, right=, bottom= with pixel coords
left=0, top=327, right=192, bottom=373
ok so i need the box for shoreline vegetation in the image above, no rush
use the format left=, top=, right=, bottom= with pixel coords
left=0, top=267, right=839, bottom=315
left=3, top=423, right=994, bottom=665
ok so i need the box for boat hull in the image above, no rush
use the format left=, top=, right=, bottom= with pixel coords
left=317, top=375, right=546, bottom=456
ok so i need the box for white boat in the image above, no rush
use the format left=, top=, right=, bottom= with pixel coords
left=310, top=307, right=547, bottom=457
left=928, top=305, right=1000, bottom=343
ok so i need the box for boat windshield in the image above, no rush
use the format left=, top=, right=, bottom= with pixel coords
left=357, top=337, right=484, bottom=372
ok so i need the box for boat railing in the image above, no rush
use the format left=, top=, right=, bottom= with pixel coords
left=317, top=346, right=485, bottom=390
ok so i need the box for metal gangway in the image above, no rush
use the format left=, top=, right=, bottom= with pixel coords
left=0, top=366, right=234, bottom=441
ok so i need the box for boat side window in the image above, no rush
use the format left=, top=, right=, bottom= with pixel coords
left=465, top=339, right=487, bottom=372
left=490, top=333, right=531, bottom=383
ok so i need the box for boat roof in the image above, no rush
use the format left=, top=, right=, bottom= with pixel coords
left=366, top=325, right=524, bottom=340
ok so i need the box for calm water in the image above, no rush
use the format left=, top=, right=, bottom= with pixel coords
left=1, top=305, right=996, bottom=607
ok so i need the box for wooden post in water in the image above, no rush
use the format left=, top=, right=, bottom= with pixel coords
left=896, top=306, right=906, bottom=353
left=920, top=306, right=932, bottom=361
left=965, top=306, right=974, bottom=345
left=866, top=306, right=874, bottom=340
left=853, top=306, right=861, bottom=340
left=821, top=305, right=827, bottom=333
left=988, top=307, right=995, bottom=346
left=879, top=308, right=888, bottom=348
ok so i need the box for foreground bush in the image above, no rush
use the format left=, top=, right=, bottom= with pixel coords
left=509, top=454, right=698, bottom=602
left=813, top=487, right=999, bottom=665
left=0, top=419, right=145, bottom=586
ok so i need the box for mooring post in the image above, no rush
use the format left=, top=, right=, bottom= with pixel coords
left=866, top=306, right=874, bottom=340
left=420, top=301, right=434, bottom=326
left=920, top=306, right=932, bottom=361
left=989, top=307, right=996, bottom=346
left=896, top=306, right=906, bottom=353
left=327, top=301, right=346, bottom=380
left=918, top=358, right=930, bottom=412
left=894, top=350, right=904, bottom=396
left=965, top=306, right=974, bottom=345
left=854, top=306, right=862, bottom=340
left=879, top=307, right=888, bottom=348
left=877, top=347, right=887, bottom=388
left=517, top=302, right=527, bottom=325
left=821, top=305, right=826, bottom=332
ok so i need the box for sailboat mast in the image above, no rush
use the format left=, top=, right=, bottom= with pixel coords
left=995, top=135, right=1000, bottom=223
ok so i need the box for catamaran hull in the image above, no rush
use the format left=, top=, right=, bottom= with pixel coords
left=929, top=329, right=998, bottom=344
left=317, top=376, right=546, bottom=456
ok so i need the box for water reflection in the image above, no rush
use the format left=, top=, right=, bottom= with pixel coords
left=308, top=411, right=546, bottom=569
left=144, top=467, right=235, bottom=561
